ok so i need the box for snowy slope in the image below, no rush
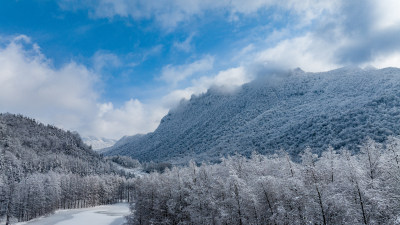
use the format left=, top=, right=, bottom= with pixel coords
left=0, top=114, right=129, bottom=224
left=106, top=67, right=400, bottom=163
left=82, top=136, right=116, bottom=150
left=14, top=203, right=129, bottom=225
left=99, top=134, right=144, bottom=154
left=0, top=114, right=102, bottom=164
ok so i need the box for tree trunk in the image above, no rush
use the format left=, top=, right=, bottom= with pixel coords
left=356, top=183, right=368, bottom=225
left=261, top=185, right=274, bottom=215
left=5, top=200, right=11, bottom=225
left=315, top=185, right=327, bottom=225
left=234, top=183, right=243, bottom=225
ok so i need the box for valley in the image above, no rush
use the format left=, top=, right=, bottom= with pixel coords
left=14, top=203, right=129, bottom=225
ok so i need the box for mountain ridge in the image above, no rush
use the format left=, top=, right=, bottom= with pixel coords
left=106, top=67, right=400, bottom=163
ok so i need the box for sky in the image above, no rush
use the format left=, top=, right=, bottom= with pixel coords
left=1, top=0, right=400, bottom=140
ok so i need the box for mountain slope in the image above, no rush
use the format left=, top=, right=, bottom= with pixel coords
left=99, top=134, right=144, bottom=154
left=106, top=67, right=400, bottom=163
left=83, top=136, right=117, bottom=150
left=0, top=113, right=113, bottom=174
left=0, top=114, right=133, bottom=223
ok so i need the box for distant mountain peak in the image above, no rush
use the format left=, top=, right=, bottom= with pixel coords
left=293, top=67, right=305, bottom=74
left=82, top=136, right=117, bottom=150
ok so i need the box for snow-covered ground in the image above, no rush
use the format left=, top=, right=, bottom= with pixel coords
left=15, top=203, right=130, bottom=225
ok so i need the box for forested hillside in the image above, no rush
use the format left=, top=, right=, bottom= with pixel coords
left=126, top=137, right=400, bottom=225
left=107, top=67, right=400, bottom=163
left=0, top=114, right=135, bottom=224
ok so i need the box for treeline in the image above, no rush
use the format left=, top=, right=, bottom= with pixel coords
left=105, top=155, right=141, bottom=169
left=127, top=137, right=400, bottom=225
left=0, top=114, right=135, bottom=224
left=0, top=172, right=135, bottom=223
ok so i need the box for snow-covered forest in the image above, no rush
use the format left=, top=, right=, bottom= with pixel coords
left=2, top=113, right=400, bottom=225
left=0, top=114, right=136, bottom=224
left=108, top=67, right=400, bottom=164
left=126, top=137, right=400, bottom=225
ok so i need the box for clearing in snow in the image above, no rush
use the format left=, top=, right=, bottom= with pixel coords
left=14, top=203, right=130, bottom=225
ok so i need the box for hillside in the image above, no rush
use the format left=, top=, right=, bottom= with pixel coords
left=0, top=114, right=134, bottom=224
left=106, top=67, right=400, bottom=163
left=0, top=113, right=114, bottom=175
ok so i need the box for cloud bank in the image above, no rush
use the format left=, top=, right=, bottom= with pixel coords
left=59, top=0, right=400, bottom=70
left=0, top=36, right=162, bottom=139
left=0, top=36, right=247, bottom=139
left=58, top=0, right=333, bottom=29
left=3, top=0, right=400, bottom=140
left=0, top=35, right=98, bottom=132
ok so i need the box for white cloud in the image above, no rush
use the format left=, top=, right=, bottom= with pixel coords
left=0, top=35, right=167, bottom=139
left=0, top=35, right=99, bottom=131
left=159, top=55, right=214, bottom=85
left=6, top=0, right=400, bottom=141
left=92, top=45, right=163, bottom=70
left=58, top=0, right=335, bottom=29
left=228, top=0, right=400, bottom=72
left=0, top=36, right=253, bottom=140
left=194, top=67, right=251, bottom=92
left=92, top=100, right=167, bottom=137
left=173, top=33, right=195, bottom=52
left=92, top=51, right=121, bottom=73
left=255, top=33, right=341, bottom=72
left=364, top=52, right=400, bottom=69
left=372, top=0, right=400, bottom=30
left=140, top=45, right=163, bottom=63
left=0, top=36, right=251, bottom=140
left=161, top=66, right=251, bottom=108
left=158, top=57, right=251, bottom=109
left=58, top=0, right=400, bottom=70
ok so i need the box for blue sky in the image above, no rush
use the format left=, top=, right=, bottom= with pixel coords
left=0, top=0, right=277, bottom=104
left=1, top=0, right=400, bottom=139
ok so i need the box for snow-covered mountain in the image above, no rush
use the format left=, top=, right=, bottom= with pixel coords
left=99, top=134, right=144, bottom=153
left=0, top=113, right=134, bottom=223
left=0, top=113, right=113, bottom=172
left=82, top=136, right=117, bottom=150
left=106, top=67, right=400, bottom=163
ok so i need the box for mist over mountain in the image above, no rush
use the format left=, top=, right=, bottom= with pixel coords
left=82, top=136, right=117, bottom=150
left=105, top=67, right=400, bottom=163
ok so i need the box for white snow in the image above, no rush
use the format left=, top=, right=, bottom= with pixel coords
left=15, top=203, right=130, bottom=225
left=107, top=67, right=400, bottom=163
left=82, top=136, right=116, bottom=150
